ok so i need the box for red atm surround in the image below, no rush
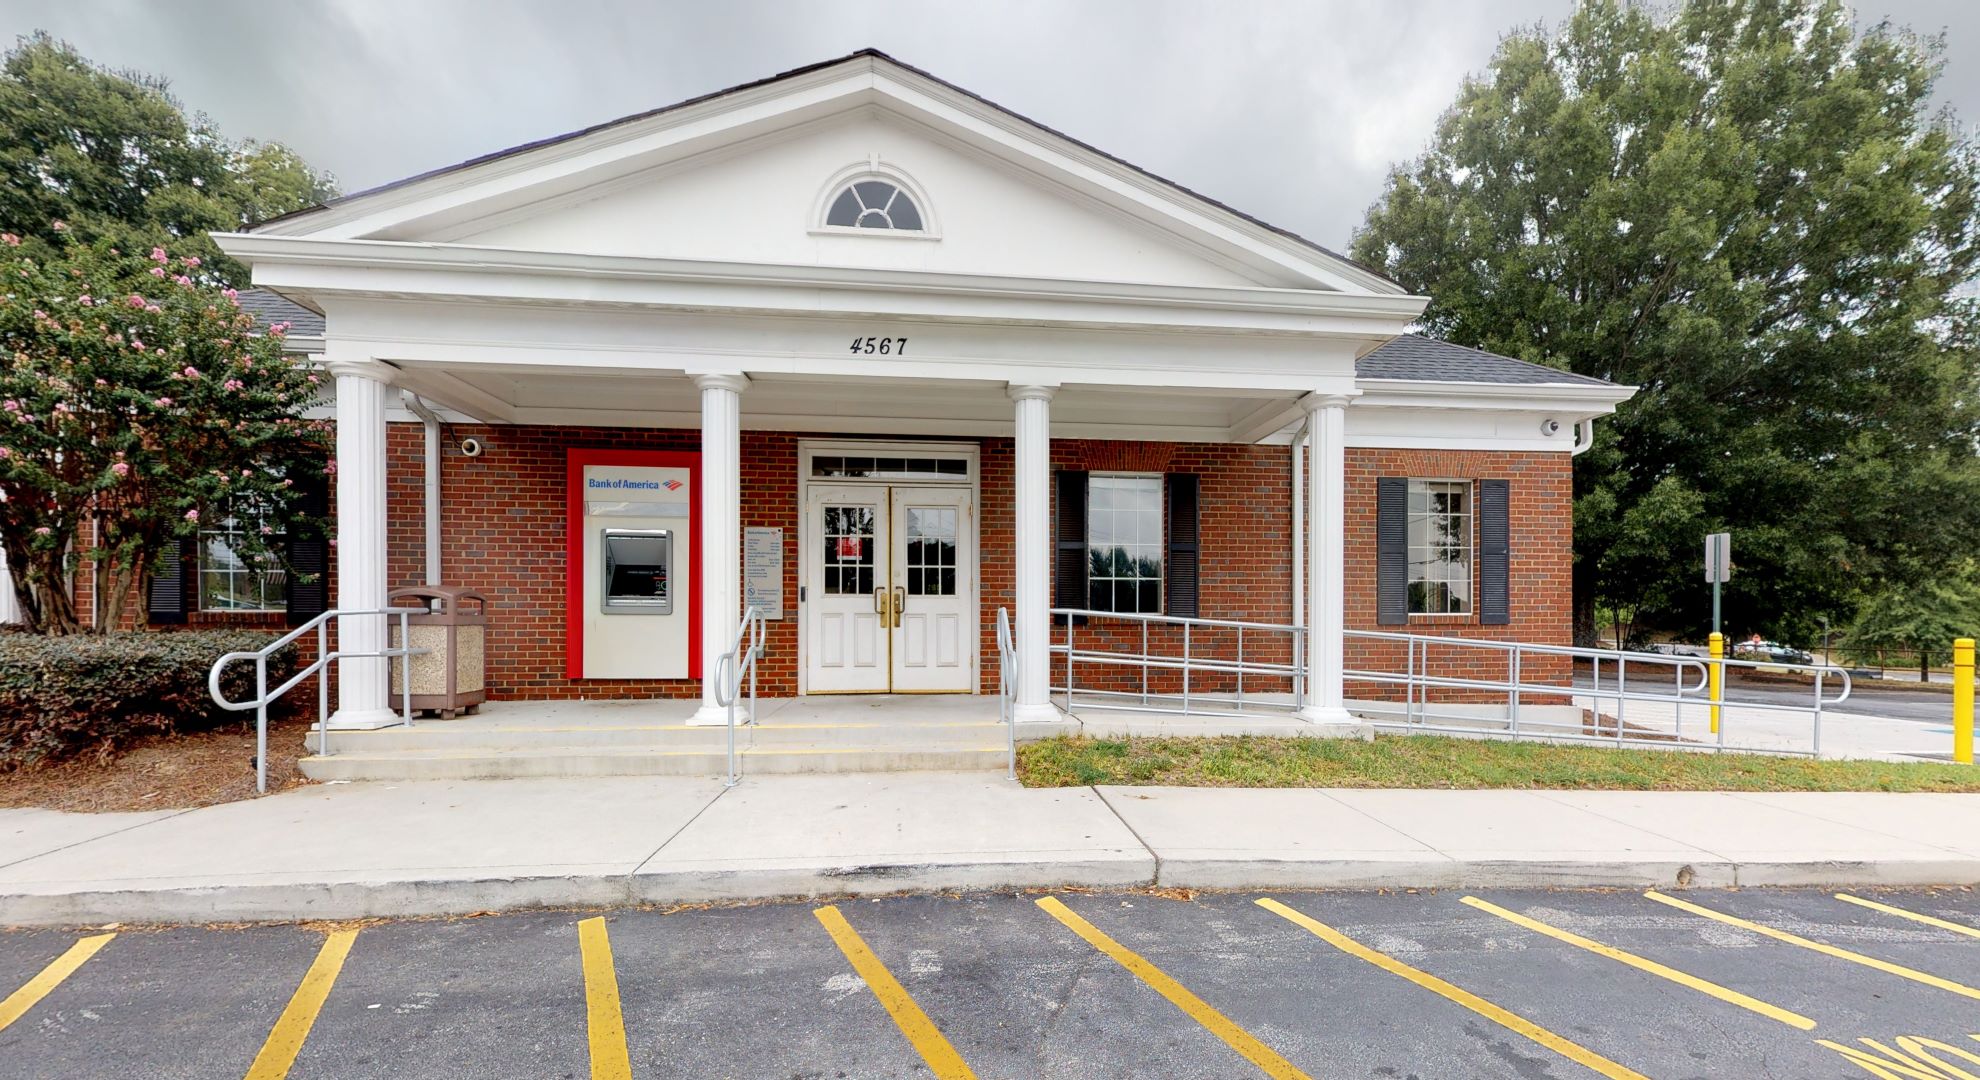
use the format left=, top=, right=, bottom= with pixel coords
left=564, top=448, right=702, bottom=681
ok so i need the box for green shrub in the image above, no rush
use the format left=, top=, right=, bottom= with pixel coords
left=0, top=630, right=295, bottom=768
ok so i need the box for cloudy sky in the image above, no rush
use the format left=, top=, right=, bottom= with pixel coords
left=5, top=0, right=1975, bottom=249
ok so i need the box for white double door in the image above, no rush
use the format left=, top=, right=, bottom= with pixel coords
left=805, top=483, right=974, bottom=693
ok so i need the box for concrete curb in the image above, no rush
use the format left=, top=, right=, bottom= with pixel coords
left=10, top=854, right=1980, bottom=926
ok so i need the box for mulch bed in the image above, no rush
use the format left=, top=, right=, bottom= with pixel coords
left=0, top=714, right=316, bottom=813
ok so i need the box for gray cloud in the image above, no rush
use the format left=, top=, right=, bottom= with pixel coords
left=4, top=0, right=1974, bottom=248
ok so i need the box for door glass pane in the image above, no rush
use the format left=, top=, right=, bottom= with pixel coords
left=905, top=506, right=957, bottom=596
left=822, top=505, right=875, bottom=596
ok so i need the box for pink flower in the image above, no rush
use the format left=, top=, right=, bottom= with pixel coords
left=94, top=379, right=106, bottom=387
left=280, top=478, right=293, bottom=487
left=0, top=447, right=11, bottom=459
left=145, top=305, right=159, bottom=314
left=241, top=468, right=252, bottom=477
left=183, top=509, right=199, bottom=523
left=149, top=266, right=166, bottom=278
left=324, top=460, right=338, bottom=475
left=52, top=402, right=69, bottom=414
left=184, top=256, right=201, bottom=268
left=149, top=247, right=168, bottom=263
left=153, top=397, right=173, bottom=407
left=111, top=461, right=128, bottom=476
left=182, top=366, right=200, bottom=378
left=271, top=322, right=290, bottom=336
left=221, top=287, right=238, bottom=303
left=50, top=220, right=64, bottom=231
left=33, top=526, right=49, bottom=536
left=130, top=338, right=144, bottom=350
left=0, top=233, right=17, bottom=246
left=0, top=401, right=15, bottom=412
left=173, top=275, right=190, bottom=286
left=260, top=524, right=274, bottom=535
left=77, top=294, right=91, bottom=306
left=126, top=294, right=146, bottom=309
left=223, top=379, right=243, bottom=391
left=305, top=374, right=319, bottom=384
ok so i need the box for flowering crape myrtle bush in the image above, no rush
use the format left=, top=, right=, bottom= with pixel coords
left=0, top=226, right=329, bottom=633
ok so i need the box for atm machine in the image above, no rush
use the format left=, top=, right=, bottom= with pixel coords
left=576, top=461, right=693, bottom=679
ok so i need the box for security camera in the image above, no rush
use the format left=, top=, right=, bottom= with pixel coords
left=458, top=437, right=484, bottom=458
left=1540, top=419, right=1562, bottom=436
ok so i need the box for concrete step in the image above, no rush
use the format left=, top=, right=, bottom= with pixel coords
left=297, top=744, right=1012, bottom=781
left=305, top=720, right=1011, bottom=753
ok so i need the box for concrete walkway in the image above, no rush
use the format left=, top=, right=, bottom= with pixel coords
left=4, top=774, right=1980, bottom=925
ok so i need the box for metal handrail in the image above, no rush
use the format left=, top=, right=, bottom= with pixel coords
left=996, top=606, right=1016, bottom=780
left=1346, top=629, right=1852, bottom=756
left=713, top=605, right=765, bottom=788
left=208, top=607, right=433, bottom=793
left=1051, top=607, right=1307, bottom=719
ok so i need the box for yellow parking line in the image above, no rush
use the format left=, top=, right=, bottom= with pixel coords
left=1460, top=896, right=1816, bottom=1030
left=814, top=905, right=976, bottom=1080
left=1645, top=890, right=1980, bottom=1002
left=1036, top=896, right=1311, bottom=1080
left=1835, top=893, right=1980, bottom=940
left=577, top=917, right=633, bottom=1080
left=0, top=932, right=115, bottom=1034
left=243, top=928, right=358, bottom=1080
left=1258, top=897, right=1648, bottom=1080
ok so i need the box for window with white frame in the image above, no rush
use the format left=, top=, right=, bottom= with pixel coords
left=1088, top=475, right=1163, bottom=613
left=824, top=179, right=924, bottom=231
left=200, top=509, right=285, bottom=612
left=1407, top=479, right=1472, bottom=615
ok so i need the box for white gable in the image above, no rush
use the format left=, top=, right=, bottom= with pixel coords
left=256, top=53, right=1400, bottom=296
left=442, top=111, right=1267, bottom=288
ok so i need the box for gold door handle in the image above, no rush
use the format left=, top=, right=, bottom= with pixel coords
left=892, top=586, right=906, bottom=627
left=873, top=587, right=891, bottom=625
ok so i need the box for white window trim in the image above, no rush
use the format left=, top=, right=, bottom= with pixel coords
left=1405, top=477, right=1474, bottom=619
left=198, top=516, right=287, bottom=614
left=1087, top=470, right=1165, bottom=616
left=809, top=159, right=942, bottom=239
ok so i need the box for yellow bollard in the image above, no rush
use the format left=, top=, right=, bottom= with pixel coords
left=1709, top=632, right=1724, bottom=735
left=1956, top=638, right=1974, bottom=766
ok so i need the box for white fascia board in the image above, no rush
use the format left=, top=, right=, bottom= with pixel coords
left=1352, top=377, right=1636, bottom=417
left=866, top=71, right=1398, bottom=294
left=250, top=55, right=1398, bottom=295
left=215, top=234, right=1427, bottom=336
left=254, top=66, right=874, bottom=240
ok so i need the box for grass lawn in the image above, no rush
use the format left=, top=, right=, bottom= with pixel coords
left=1016, top=733, right=1980, bottom=792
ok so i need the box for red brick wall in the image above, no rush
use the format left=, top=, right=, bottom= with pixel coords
left=371, top=424, right=1575, bottom=704
left=1343, top=449, right=1574, bottom=701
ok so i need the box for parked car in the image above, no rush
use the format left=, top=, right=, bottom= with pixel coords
left=1732, top=639, right=1812, bottom=664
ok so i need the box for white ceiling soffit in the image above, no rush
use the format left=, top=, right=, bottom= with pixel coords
left=252, top=51, right=1401, bottom=296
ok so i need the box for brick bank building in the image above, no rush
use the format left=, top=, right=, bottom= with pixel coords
left=205, top=52, right=1631, bottom=743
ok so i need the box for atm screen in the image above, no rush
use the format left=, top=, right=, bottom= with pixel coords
left=602, top=529, right=672, bottom=613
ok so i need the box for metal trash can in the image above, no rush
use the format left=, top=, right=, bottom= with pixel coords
left=388, top=585, right=487, bottom=718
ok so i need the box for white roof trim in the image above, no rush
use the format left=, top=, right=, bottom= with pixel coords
left=249, top=52, right=1399, bottom=295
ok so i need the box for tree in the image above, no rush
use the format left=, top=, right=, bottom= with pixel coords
left=1350, top=0, right=1980, bottom=646
left=0, top=32, right=336, bottom=284
left=1844, top=572, right=1980, bottom=680
left=0, top=230, right=329, bottom=633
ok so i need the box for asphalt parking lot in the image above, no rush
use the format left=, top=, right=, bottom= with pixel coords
left=5, top=887, right=1980, bottom=1078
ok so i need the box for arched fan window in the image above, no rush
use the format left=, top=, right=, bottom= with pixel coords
left=825, top=179, right=924, bottom=231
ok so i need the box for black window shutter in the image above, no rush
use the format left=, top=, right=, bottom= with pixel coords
left=1376, top=477, right=1409, bottom=626
left=1054, top=471, right=1088, bottom=611
left=147, top=538, right=191, bottom=625
left=1478, top=478, right=1510, bottom=626
left=285, top=469, right=332, bottom=627
left=1165, top=473, right=1200, bottom=617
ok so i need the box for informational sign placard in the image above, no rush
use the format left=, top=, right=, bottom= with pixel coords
left=744, top=527, right=785, bottom=620
left=1704, top=532, right=1731, bottom=583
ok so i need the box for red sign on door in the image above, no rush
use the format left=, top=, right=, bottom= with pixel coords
left=836, top=537, right=864, bottom=560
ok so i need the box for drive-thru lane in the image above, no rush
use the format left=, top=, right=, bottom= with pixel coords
left=7, top=887, right=1980, bottom=1078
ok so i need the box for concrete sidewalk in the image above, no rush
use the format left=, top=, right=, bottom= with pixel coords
left=4, top=773, right=1979, bottom=925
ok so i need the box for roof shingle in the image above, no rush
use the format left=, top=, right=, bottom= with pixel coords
left=1355, top=334, right=1616, bottom=387
left=235, top=289, right=324, bottom=338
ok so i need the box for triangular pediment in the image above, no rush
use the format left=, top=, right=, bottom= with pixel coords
left=255, top=51, right=1399, bottom=294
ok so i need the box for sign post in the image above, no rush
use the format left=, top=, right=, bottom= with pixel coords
left=1704, top=532, right=1731, bottom=635
left=1704, top=533, right=1731, bottom=736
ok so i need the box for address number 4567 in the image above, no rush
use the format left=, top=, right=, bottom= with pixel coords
left=850, top=336, right=907, bottom=356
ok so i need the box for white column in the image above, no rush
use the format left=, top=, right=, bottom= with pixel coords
left=689, top=372, right=749, bottom=726
left=326, top=359, right=399, bottom=729
left=1010, top=384, right=1061, bottom=722
left=1297, top=393, right=1370, bottom=736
